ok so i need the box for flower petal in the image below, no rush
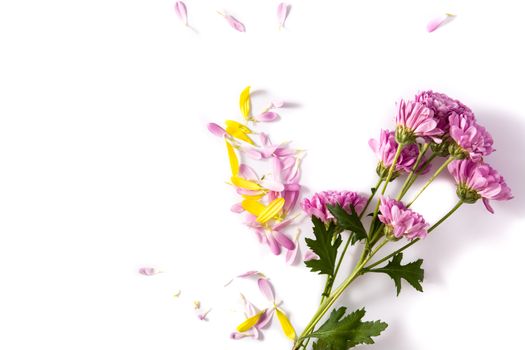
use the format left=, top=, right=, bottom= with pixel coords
left=236, top=311, right=265, bottom=332
left=231, top=203, right=245, bottom=213
left=225, top=14, right=246, bottom=32
left=232, top=176, right=263, bottom=191
left=277, top=3, right=291, bottom=28
left=174, top=1, right=188, bottom=26
left=239, top=86, right=251, bottom=118
left=138, top=267, right=160, bottom=276
left=256, top=197, right=285, bottom=224
left=273, top=230, right=295, bottom=250
left=276, top=308, right=296, bottom=340
left=257, top=278, right=275, bottom=302
left=242, top=199, right=266, bottom=217
left=427, top=13, right=455, bottom=33
left=226, top=141, right=239, bottom=176
left=254, top=111, right=280, bottom=122
left=207, top=122, right=226, bottom=137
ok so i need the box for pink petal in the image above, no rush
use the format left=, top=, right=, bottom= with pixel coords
left=427, top=13, right=454, bottom=33
left=258, top=278, right=275, bottom=302
left=239, top=164, right=259, bottom=181
left=224, top=14, right=246, bottom=32
left=285, top=230, right=301, bottom=265
left=271, top=100, right=285, bottom=109
left=483, top=198, right=495, bottom=214
left=260, top=179, right=285, bottom=192
left=277, top=3, right=291, bottom=28
left=254, top=111, right=280, bottom=122
left=239, top=146, right=263, bottom=159
left=304, top=249, right=319, bottom=261
left=138, top=267, right=160, bottom=276
left=256, top=308, right=274, bottom=329
left=273, top=230, right=295, bottom=250
left=231, top=203, right=245, bottom=213
left=230, top=332, right=249, bottom=340
left=224, top=270, right=265, bottom=286
left=207, top=123, right=226, bottom=137
left=174, top=1, right=188, bottom=26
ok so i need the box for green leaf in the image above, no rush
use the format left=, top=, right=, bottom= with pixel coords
left=367, top=253, right=424, bottom=295
left=307, top=307, right=387, bottom=350
left=305, top=216, right=342, bottom=276
left=326, top=204, right=367, bottom=244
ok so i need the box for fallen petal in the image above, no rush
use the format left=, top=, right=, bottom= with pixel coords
left=239, top=164, right=259, bottom=181
left=207, top=122, right=226, bottom=137
left=138, top=267, right=160, bottom=276
left=257, top=278, right=275, bottom=302
left=225, top=14, right=246, bottom=32
left=285, top=229, right=301, bottom=264
left=174, top=1, right=188, bottom=26
left=256, top=197, right=285, bottom=224
left=276, top=308, right=296, bottom=340
left=271, top=100, right=285, bottom=109
left=236, top=311, right=265, bottom=332
left=231, top=203, right=245, bottom=213
left=427, top=13, right=455, bottom=32
left=256, top=308, right=274, bottom=329
left=304, top=249, right=319, bottom=261
left=226, top=141, right=239, bottom=176
left=273, top=230, right=295, bottom=250
left=254, top=111, right=280, bottom=122
left=277, top=3, right=291, bottom=28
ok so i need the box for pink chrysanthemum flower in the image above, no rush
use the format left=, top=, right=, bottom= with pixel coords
left=395, top=100, right=443, bottom=144
left=448, top=112, right=494, bottom=161
left=369, top=129, right=424, bottom=179
left=415, top=91, right=474, bottom=134
left=301, top=191, right=367, bottom=223
left=447, top=159, right=512, bottom=213
left=378, top=196, right=429, bottom=240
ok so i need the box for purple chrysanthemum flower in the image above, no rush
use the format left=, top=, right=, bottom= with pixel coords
left=447, top=159, right=512, bottom=213
left=369, top=129, right=424, bottom=178
left=395, top=99, right=443, bottom=144
left=448, top=112, right=494, bottom=161
left=415, top=91, right=474, bottom=134
left=301, top=191, right=367, bottom=223
left=378, top=196, right=429, bottom=240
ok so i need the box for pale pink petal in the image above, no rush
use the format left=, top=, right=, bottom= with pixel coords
left=427, top=13, right=454, bottom=33
left=174, top=1, right=188, bottom=26
left=231, top=203, right=244, bottom=213
left=258, top=278, right=275, bottom=302
left=260, top=179, right=285, bottom=192
left=273, top=230, right=295, bottom=250
left=138, top=267, right=160, bottom=276
left=304, top=249, right=319, bottom=261
left=277, top=3, right=291, bottom=28
left=207, top=123, right=226, bottom=137
left=239, top=164, right=259, bottom=181
left=198, top=308, right=211, bottom=321
left=256, top=308, right=274, bottom=329
left=230, top=332, right=248, bottom=340
left=224, top=270, right=265, bottom=286
left=285, top=230, right=301, bottom=265
left=239, top=146, right=263, bottom=159
left=271, top=100, right=285, bottom=109
left=224, top=14, right=246, bottom=32
left=254, top=111, right=280, bottom=122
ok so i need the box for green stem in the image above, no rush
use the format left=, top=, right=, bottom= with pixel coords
left=295, top=240, right=389, bottom=347
left=397, top=143, right=429, bottom=201
left=400, top=152, right=438, bottom=199
left=364, top=200, right=464, bottom=271
left=407, top=156, right=454, bottom=207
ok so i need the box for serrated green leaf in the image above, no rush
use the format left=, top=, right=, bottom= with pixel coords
left=305, top=216, right=342, bottom=276
left=307, top=307, right=387, bottom=350
left=367, top=253, right=424, bottom=295
left=326, top=204, right=367, bottom=244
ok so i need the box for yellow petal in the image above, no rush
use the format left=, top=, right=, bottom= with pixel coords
left=276, top=308, right=296, bottom=340
left=226, top=141, right=239, bottom=176
left=239, top=86, right=251, bottom=120
left=256, top=197, right=285, bottom=224
left=226, top=127, right=254, bottom=145
left=241, top=199, right=266, bottom=217
left=225, top=120, right=252, bottom=134
left=236, top=311, right=264, bottom=332
left=242, top=193, right=265, bottom=200
left=231, top=176, right=263, bottom=191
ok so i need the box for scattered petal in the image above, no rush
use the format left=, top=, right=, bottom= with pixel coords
left=231, top=202, right=245, bottom=213
left=226, top=141, right=239, bottom=176
left=256, top=308, right=275, bottom=329
left=260, top=179, right=285, bottom=192
left=239, top=86, right=251, bottom=118
left=193, top=300, right=201, bottom=310
left=277, top=3, right=291, bottom=29
left=285, top=229, right=301, bottom=264
left=256, top=197, right=285, bottom=223
left=271, top=100, right=285, bottom=109
left=239, top=164, right=259, bottom=181
left=236, top=311, right=265, bottom=332
left=224, top=14, right=246, bottom=32
left=276, top=308, right=296, bottom=340
left=242, top=199, right=267, bottom=217
left=198, top=308, right=212, bottom=321
left=258, top=278, right=275, bottom=302
left=207, top=122, right=226, bottom=137
left=174, top=1, right=188, bottom=26
left=254, top=111, right=280, bottom=122
left=173, top=290, right=181, bottom=298
left=231, top=176, right=263, bottom=191
left=427, top=13, right=455, bottom=33
left=304, top=249, right=319, bottom=261
left=138, top=267, right=160, bottom=276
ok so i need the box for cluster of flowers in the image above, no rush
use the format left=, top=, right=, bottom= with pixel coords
left=208, top=87, right=305, bottom=258
left=174, top=1, right=291, bottom=32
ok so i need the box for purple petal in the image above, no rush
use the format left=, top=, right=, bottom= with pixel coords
left=258, top=278, right=275, bottom=302
left=174, top=1, right=188, bottom=26
left=273, top=230, right=295, bottom=250
left=256, top=308, right=274, bottom=329
left=224, top=14, right=246, bottom=32
left=254, top=111, right=280, bottom=122
left=483, top=198, right=495, bottom=214
left=285, top=244, right=299, bottom=265
left=207, top=123, right=226, bottom=137
left=277, top=3, right=291, bottom=28
left=138, top=267, right=159, bottom=276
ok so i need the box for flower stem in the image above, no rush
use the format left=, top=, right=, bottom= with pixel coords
left=364, top=199, right=464, bottom=271
left=397, top=143, right=429, bottom=201
left=295, top=240, right=388, bottom=348
left=400, top=152, right=438, bottom=199
left=407, top=156, right=454, bottom=207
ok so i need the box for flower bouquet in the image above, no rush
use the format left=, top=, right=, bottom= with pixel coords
left=208, top=88, right=512, bottom=349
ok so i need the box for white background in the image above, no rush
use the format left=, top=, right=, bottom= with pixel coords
left=1, top=0, right=524, bottom=349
